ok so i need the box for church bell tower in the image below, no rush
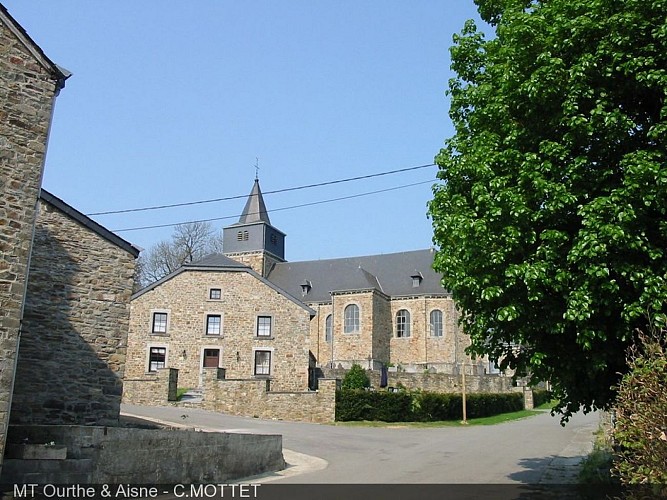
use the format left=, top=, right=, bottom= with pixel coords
left=222, top=179, right=286, bottom=276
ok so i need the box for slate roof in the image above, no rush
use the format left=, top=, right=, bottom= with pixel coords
left=133, top=252, right=316, bottom=315
left=0, top=4, right=71, bottom=90
left=265, top=248, right=448, bottom=303
left=235, top=179, right=271, bottom=225
left=183, top=253, right=250, bottom=269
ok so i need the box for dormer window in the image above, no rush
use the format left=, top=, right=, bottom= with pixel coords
left=411, top=272, right=423, bottom=288
left=300, top=280, right=312, bottom=296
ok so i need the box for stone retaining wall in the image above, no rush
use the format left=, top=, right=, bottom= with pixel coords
left=3, top=424, right=284, bottom=483
left=202, top=369, right=338, bottom=423
left=123, top=368, right=178, bottom=406
left=323, top=367, right=515, bottom=393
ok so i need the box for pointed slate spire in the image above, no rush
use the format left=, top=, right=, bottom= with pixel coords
left=238, top=179, right=271, bottom=225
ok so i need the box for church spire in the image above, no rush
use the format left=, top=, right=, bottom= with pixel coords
left=238, top=178, right=271, bottom=225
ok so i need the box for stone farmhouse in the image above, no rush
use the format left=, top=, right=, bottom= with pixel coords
left=0, top=2, right=71, bottom=472
left=124, top=179, right=503, bottom=418
left=1, top=5, right=285, bottom=483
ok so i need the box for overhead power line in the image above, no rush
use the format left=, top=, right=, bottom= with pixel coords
left=113, top=179, right=434, bottom=233
left=89, top=163, right=436, bottom=216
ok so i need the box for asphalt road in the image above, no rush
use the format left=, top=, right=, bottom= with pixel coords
left=121, top=404, right=598, bottom=484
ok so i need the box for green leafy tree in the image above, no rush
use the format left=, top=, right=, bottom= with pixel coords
left=341, top=364, right=371, bottom=390
left=429, top=0, right=667, bottom=420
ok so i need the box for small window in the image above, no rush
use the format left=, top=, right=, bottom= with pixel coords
left=325, top=314, right=332, bottom=343
left=396, top=309, right=411, bottom=338
left=152, top=312, right=168, bottom=334
left=149, top=346, right=166, bottom=372
left=430, top=310, right=443, bottom=337
left=209, top=288, right=221, bottom=300
left=206, top=314, right=221, bottom=335
left=257, top=316, right=272, bottom=337
left=270, top=233, right=278, bottom=245
left=344, top=304, right=360, bottom=333
left=237, top=231, right=243, bottom=241
left=254, top=350, right=271, bottom=376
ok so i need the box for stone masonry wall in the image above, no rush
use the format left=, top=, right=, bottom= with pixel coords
left=202, top=369, right=338, bottom=423
left=123, top=368, right=177, bottom=406
left=307, top=293, right=474, bottom=373
left=4, top=424, right=285, bottom=483
left=0, top=16, right=61, bottom=461
left=389, top=296, right=464, bottom=367
left=324, top=367, right=515, bottom=394
left=10, top=199, right=136, bottom=426
left=125, top=269, right=311, bottom=393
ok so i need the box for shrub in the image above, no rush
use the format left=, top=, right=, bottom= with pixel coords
left=336, top=389, right=524, bottom=422
left=341, top=364, right=371, bottom=390
left=532, top=389, right=553, bottom=408
left=612, top=331, right=667, bottom=486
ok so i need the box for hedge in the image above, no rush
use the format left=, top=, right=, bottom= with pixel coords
left=336, top=389, right=524, bottom=422
left=532, top=389, right=553, bottom=408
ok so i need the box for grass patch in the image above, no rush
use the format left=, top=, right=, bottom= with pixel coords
left=335, top=409, right=541, bottom=427
left=175, top=387, right=190, bottom=401
left=535, top=398, right=560, bottom=410
left=579, top=428, right=618, bottom=485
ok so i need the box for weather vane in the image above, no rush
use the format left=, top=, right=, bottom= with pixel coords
left=254, top=157, right=259, bottom=180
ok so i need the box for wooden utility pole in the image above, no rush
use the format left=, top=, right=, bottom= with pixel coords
left=461, top=363, right=468, bottom=424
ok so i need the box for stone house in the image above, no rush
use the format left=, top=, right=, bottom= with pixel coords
left=0, top=3, right=69, bottom=470
left=0, top=2, right=138, bottom=474
left=126, top=180, right=493, bottom=408
left=10, top=190, right=140, bottom=427
left=124, top=253, right=315, bottom=393
left=0, top=6, right=285, bottom=482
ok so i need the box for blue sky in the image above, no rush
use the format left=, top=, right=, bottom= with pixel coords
left=5, top=1, right=484, bottom=262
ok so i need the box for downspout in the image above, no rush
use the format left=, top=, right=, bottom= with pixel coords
left=424, top=297, right=428, bottom=367
left=330, top=293, right=335, bottom=369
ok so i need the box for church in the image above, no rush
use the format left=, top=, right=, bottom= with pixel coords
left=124, top=179, right=486, bottom=395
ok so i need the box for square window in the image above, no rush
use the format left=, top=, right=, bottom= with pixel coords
left=152, top=312, right=168, bottom=333
left=209, top=288, right=222, bottom=300
left=206, top=314, right=221, bottom=335
left=257, top=316, right=272, bottom=337
left=149, top=346, right=166, bottom=372
left=254, top=350, right=271, bottom=376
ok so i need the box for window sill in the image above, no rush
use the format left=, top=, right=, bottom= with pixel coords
left=203, top=334, right=224, bottom=339
left=255, top=336, right=275, bottom=340
left=150, top=332, right=169, bottom=336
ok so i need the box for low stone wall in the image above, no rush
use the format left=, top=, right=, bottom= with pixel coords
left=323, top=367, right=515, bottom=393
left=122, top=368, right=177, bottom=405
left=3, top=424, right=284, bottom=483
left=202, top=369, right=338, bottom=423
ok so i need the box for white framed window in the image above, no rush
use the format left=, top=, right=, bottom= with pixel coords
left=325, top=314, right=332, bottom=343
left=430, top=310, right=443, bottom=337
left=256, top=316, right=272, bottom=337
left=151, top=311, right=169, bottom=334
left=396, top=309, right=411, bottom=338
left=254, top=349, right=272, bottom=376
left=206, top=314, right=222, bottom=335
left=343, top=304, right=360, bottom=333
left=148, top=346, right=167, bottom=372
